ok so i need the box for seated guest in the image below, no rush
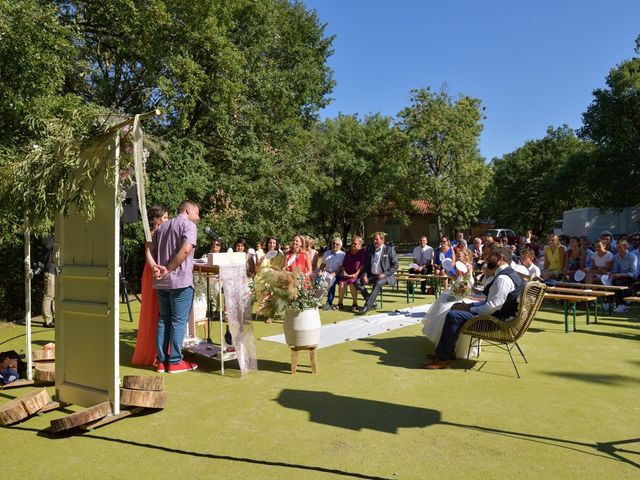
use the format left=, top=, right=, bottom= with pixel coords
left=542, top=234, right=564, bottom=280
left=255, top=241, right=265, bottom=262
left=611, top=240, right=638, bottom=313
left=435, top=236, right=456, bottom=289
left=256, top=236, right=285, bottom=323
left=563, top=236, right=585, bottom=281
left=423, top=246, right=523, bottom=369
left=584, top=240, right=613, bottom=284
left=580, top=236, right=594, bottom=269
left=410, top=236, right=434, bottom=294
left=355, top=232, right=399, bottom=315
left=337, top=236, right=367, bottom=312
left=304, top=236, right=319, bottom=278
left=559, top=235, right=570, bottom=252
left=210, top=238, right=223, bottom=253
left=600, top=230, right=615, bottom=252
left=519, top=248, right=541, bottom=279
left=234, top=238, right=256, bottom=278
left=285, top=235, right=309, bottom=274
left=469, top=237, right=483, bottom=268
left=524, top=229, right=533, bottom=244
left=451, top=231, right=466, bottom=248
left=319, top=237, right=346, bottom=310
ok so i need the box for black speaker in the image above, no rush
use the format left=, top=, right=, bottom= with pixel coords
left=122, top=184, right=139, bottom=224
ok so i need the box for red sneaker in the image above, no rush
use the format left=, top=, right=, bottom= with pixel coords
left=155, top=361, right=166, bottom=373
left=168, top=360, right=198, bottom=374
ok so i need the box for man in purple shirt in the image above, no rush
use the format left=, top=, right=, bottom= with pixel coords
left=151, top=200, right=200, bottom=373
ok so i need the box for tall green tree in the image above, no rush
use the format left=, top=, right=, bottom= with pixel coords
left=308, top=114, right=413, bottom=243
left=483, top=126, right=594, bottom=235
left=398, top=87, right=489, bottom=238
left=579, top=35, right=640, bottom=208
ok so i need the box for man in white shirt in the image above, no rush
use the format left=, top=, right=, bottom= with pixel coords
left=423, top=246, right=523, bottom=369
left=355, top=232, right=398, bottom=314
left=410, top=236, right=434, bottom=293
left=320, top=237, right=346, bottom=309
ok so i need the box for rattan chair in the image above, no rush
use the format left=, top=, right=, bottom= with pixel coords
left=460, top=281, right=547, bottom=378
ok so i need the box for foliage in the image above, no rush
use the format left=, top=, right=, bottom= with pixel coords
left=0, top=0, right=76, bottom=146
left=308, top=114, right=414, bottom=243
left=579, top=37, right=640, bottom=208
left=482, top=126, right=594, bottom=235
left=397, top=86, right=490, bottom=237
left=256, top=269, right=327, bottom=317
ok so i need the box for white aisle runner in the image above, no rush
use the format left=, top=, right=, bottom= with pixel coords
left=260, top=304, right=431, bottom=349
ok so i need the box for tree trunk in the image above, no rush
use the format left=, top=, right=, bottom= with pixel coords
left=341, top=222, right=351, bottom=247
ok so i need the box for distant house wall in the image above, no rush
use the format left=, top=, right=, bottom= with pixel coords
left=364, top=214, right=452, bottom=247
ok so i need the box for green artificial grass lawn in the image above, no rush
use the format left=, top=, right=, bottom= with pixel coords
left=2, top=274, right=639, bottom=479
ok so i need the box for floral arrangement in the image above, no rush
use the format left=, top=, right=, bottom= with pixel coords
left=256, top=270, right=330, bottom=318
left=448, top=277, right=472, bottom=301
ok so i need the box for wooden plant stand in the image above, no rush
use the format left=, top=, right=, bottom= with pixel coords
left=290, top=345, right=317, bottom=374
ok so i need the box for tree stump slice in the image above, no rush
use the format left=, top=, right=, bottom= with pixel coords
left=122, top=375, right=164, bottom=391
left=49, top=401, right=112, bottom=433
left=34, top=363, right=55, bottom=383
left=0, top=398, right=29, bottom=425
left=120, top=388, right=168, bottom=409
left=20, top=388, right=52, bottom=415
left=32, top=349, right=55, bottom=362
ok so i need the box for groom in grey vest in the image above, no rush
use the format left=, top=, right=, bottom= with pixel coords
left=423, top=246, right=523, bottom=369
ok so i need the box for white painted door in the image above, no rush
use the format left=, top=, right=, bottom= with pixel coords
left=55, top=135, right=120, bottom=411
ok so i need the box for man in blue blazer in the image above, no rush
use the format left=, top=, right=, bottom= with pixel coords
left=355, top=232, right=399, bottom=314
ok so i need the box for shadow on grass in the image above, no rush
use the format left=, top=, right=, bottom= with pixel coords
left=544, top=371, right=640, bottom=386
left=352, top=335, right=427, bottom=369
left=274, top=389, right=639, bottom=469
left=275, top=389, right=441, bottom=433
left=8, top=426, right=393, bottom=480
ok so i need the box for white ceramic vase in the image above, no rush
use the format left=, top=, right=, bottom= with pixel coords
left=283, top=308, right=321, bottom=347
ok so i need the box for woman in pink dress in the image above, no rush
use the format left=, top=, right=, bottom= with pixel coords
left=337, top=236, right=367, bottom=311
left=131, top=205, right=169, bottom=366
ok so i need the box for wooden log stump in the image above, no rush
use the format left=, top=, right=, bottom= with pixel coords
left=32, top=349, right=55, bottom=362
left=0, top=398, right=28, bottom=425
left=20, top=388, right=52, bottom=415
left=50, top=401, right=112, bottom=433
left=0, top=388, right=51, bottom=425
left=122, top=375, right=164, bottom=391
left=34, top=363, right=55, bottom=383
left=120, top=388, right=168, bottom=409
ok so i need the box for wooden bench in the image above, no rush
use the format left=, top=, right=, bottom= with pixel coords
left=543, top=293, right=598, bottom=333
left=623, top=296, right=640, bottom=303
left=546, top=287, right=615, bottom=320
left=553, top=281, right=629, bottom=314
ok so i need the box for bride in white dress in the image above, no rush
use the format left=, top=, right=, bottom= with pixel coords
left=422, top=250, right=481, bottom=359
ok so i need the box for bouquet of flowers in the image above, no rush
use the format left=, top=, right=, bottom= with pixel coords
left=448, top=278, right=471, bottom=301
left=256, top=270, right=326, bottom=318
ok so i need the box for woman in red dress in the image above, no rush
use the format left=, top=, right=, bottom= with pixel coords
left=285, top=234, right=310, bottom=274
left=131, top=205, right=169, bottom=366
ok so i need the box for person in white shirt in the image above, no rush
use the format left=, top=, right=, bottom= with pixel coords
left=520, top=248, right=541, bottom=279
left=410, top=236, right=434, bottom=293
left=319, top=237, right=346, bottom=309
left=584, top=239, right=614, bottom=284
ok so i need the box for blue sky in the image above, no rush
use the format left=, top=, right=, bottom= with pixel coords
left=302, top=0, right=640, bottom=160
